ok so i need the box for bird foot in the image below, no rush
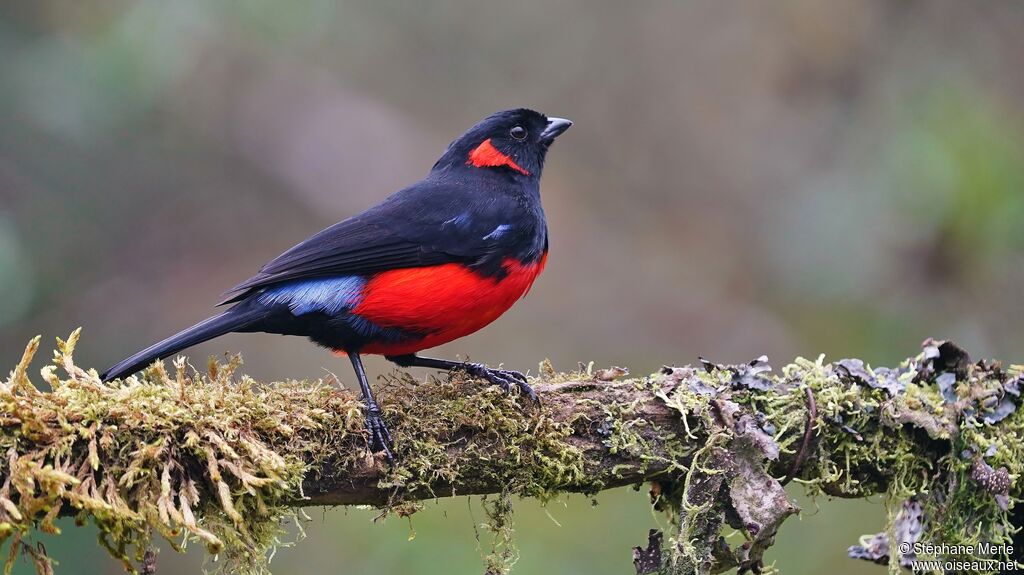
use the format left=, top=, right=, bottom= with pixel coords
left=364, top=406, right=394, bottom=461
left=463, top=363, right=538, bottom=403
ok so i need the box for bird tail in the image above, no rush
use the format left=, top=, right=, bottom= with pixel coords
left=100, top=309, right=262, bottom=382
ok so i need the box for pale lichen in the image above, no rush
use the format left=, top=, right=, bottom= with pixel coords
left=638, top=341, right=1021, bottom=574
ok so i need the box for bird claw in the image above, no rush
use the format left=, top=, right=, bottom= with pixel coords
left=464, top=363, right=538, bottom=403
left=364, top=407, right=394, bottom=462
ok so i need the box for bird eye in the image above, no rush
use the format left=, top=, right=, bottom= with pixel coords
left=510, top=126, right=528, bottom=141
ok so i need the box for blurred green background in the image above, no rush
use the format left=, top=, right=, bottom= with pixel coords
left=2, top=1, right=1024, bottom=573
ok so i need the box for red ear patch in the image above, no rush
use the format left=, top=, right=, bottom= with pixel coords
left=467, top=138, right=530, bottom=175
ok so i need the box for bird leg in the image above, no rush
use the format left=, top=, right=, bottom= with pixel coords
left=385, top=354, right=538, bottom=402
left=347, top=351, right=394, bottom=461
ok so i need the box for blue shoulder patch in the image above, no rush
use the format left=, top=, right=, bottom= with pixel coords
left=442, top=213, right=471, bottom=230
left=482, top=224, right=512, bottom=240
left=257, top=276, right=366, bottom=316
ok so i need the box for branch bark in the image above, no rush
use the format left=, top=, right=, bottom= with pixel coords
left=1, top=333, right=1021, bottom=575
left=302, top=376, right=712, bottom=506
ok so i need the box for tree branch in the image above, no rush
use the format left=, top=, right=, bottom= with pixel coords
left=302, top=375, right=709, bottom=507
left=1, top=332, right=1021, bottom=575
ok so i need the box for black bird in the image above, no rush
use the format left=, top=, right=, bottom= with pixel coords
left=102, top=109, right=572, bottom=459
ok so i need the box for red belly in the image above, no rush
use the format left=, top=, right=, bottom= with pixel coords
left=352, top=254, right=547, bottom=355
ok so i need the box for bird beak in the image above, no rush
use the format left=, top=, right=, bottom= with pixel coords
left=540, top=117, right=573, bottom=143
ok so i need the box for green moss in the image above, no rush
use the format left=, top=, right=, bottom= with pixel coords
left=478, top=492, right=517, bottom=575
left=374, top=372, right=590, bottom=503
left=1, top=331, right=352, bottom=574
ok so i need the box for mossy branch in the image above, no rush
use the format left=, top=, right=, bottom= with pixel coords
left=1, top=331, right=1021, bottom=575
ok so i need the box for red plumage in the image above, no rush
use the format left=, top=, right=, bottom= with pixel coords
left=467, top=138, right=530, bottom=175
left=354, top=255, right=547, bottom=355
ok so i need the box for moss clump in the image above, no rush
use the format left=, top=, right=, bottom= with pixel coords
left=787, top=351, right=1022, bottom=574
left=1, top=331, right=361, bottom=574
left=478, top=492, right=517, bottom=575
left=374, top=370, right=590, bottom=503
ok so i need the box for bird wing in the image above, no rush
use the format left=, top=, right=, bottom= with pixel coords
left=219, top=179, right=525, bottom=304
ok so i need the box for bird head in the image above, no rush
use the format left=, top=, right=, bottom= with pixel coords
left=433, top=109, right=572, bottom=178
